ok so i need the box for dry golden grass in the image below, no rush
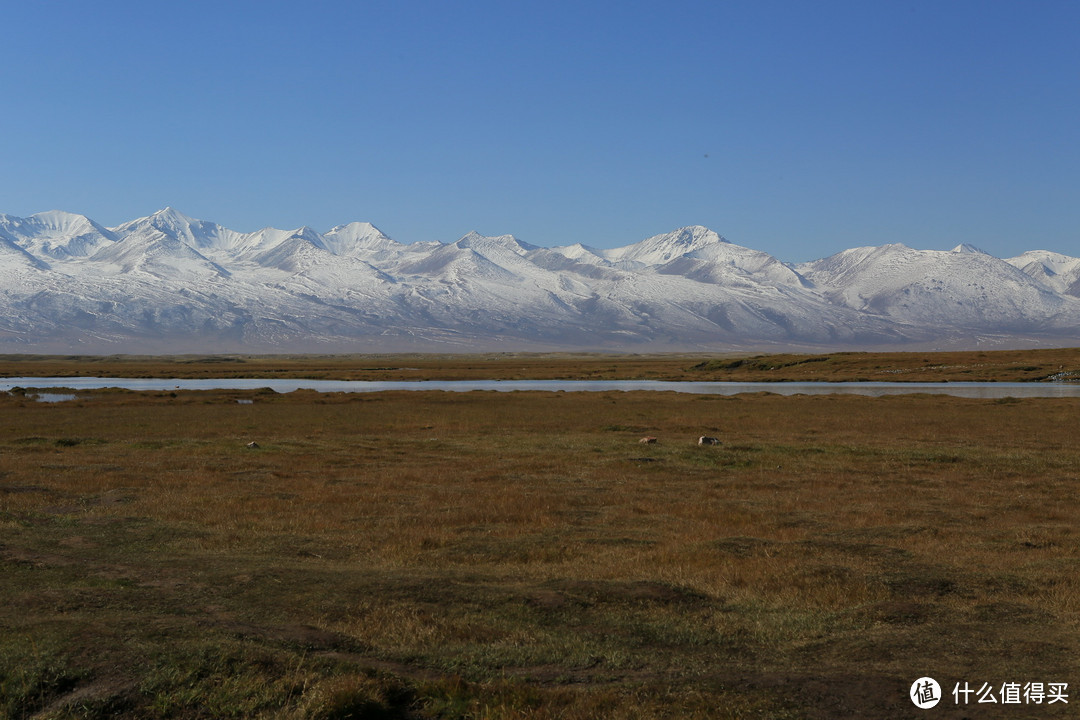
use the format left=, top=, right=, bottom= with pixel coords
left=1, top=383, right=1079, bottom=717
left=1, top=345, right=1080, bottom=381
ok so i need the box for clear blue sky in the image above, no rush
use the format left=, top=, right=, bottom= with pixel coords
left=2, top=0, right=1077, bottom=261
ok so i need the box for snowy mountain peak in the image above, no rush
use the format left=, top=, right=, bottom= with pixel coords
left=646, top=225, right=729, bottom=252
left=551, top=242, right=608, bottom=264
left=1005, top=250, right=1080, bottom=296
left=7, top=210, right=91, bottom=237
left=152, top=206, right=191, bottom=222
left=0, top=210, right=117, bottom=259
left=454, top=231, right=537, bottom=255
left=244, top=226, right=328, bottom=255
left=28, top=210, right=102, bottom=233
left=674, top=225, right=728, bottom=244
left=322, top=222, right=399, bottom=257
left=129, top=206, right=200, bottom=234
left=112, top=207, right=244, bottom=253
left=607, top=225, right=728, bottom=266
left=455, top=231, right=488, bottom=245
left=325, top=221, right=386, bottom=242
left=291, top=225, right=321, bottom=240
left=951, top=242, right=988, bottom=254
left=3, top=207, right=1080, bottom=352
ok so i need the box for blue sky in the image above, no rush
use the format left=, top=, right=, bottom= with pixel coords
left=2, top=0, right=1077, bottom=261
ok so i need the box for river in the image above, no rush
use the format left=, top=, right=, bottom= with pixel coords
left=3, top=377, right=1080, bottom=398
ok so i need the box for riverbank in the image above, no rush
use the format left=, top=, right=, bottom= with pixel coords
left=6, top=377, right=1080, bottom=399
left=0, top=346, right=1078, bottom=382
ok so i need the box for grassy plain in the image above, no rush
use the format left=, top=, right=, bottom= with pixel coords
left=1, top=351, right=1079, bottom=718
left=1, top=345, right=1080, bottom=381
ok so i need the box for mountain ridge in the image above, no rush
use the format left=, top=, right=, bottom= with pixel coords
left=0, top=208, right=1077, bottom=353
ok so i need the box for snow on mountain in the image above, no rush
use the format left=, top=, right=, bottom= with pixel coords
left=653, top=237, right=810, bottom=290
left=0, top=228, right=51, bottom=272
left=1007, top=250, right=1080, bottom=297
left=85, top=227, right=231, bottom=281
left=0, top=207, right=1078, bottom=352
left=111, top=207, right=243, bottom=253
left=321, top=222, right=402, bottom=258
left=456, top=231, right=537, bottom=255
left=548, top=242, right=609, bottom=264
left=602, top=226, right=728, bottom=267
left=394, top=232, right=539, bottom=285
left=1, top=210, right=117, bottom=259
left=951, top=243, right=989, bottom=254
left=521, top=247, right=622, bottom=285
left=241, top=227, right=330, bottom=273
left=797, top=243, right=1080, bottom=334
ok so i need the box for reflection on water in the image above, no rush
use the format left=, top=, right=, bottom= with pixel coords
left=32, top=393, right=78, bottom=403
left=2, top=377, right=1080, bottom=399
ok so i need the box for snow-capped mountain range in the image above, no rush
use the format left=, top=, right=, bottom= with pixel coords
left=0, top=208, right=1078, bottom=352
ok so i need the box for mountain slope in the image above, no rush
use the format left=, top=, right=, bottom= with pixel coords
left=1, top=210, right=117, bottom=260
left=1007, top=251, right=1080, bottom=298
left=0, top=208, right=1078, bottom=352
left=796, top=244, right=1080, bottom=334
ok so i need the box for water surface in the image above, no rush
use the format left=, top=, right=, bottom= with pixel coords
left=31, top=392, right=78, bottom=403
left=3, top=377, right=1080, bottom=398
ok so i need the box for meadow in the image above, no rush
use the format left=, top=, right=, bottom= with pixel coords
left=2, top=345, right=1080, bottom=381
left=1, top=351, right=1079, bottom=718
